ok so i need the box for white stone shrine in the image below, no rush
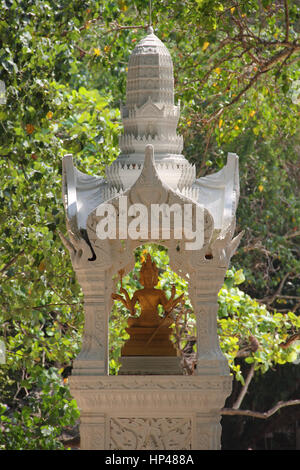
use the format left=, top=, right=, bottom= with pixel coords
left=61, top=26, right=242, bottom=450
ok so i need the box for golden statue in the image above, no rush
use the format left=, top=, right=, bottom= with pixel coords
left=112, top=254, right=184, bottom=356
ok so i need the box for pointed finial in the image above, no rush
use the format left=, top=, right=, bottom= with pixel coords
left=147, top=25, right=154, bottom=34
left=149, top=0, right=152, bottom=29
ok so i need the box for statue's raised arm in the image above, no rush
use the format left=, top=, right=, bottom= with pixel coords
left=161, top=285, right=184, bottom=314
left=111, top=270, right=136, bottom=316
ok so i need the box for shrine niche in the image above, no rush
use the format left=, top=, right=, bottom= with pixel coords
left=111, top=251, right=185, bottom=375
left=113, top=254, right=182, bottom=355
left=61, top=26, right=242, bottom=450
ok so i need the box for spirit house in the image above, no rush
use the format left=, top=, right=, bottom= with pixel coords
left=61, top=26, right=242, bottom=450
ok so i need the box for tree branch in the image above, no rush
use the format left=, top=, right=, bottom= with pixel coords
left=105, top=23, right=147, bottom=35
left=284, top=0, right=290, bottom=42
left=259, top=271, right=293, bottom=304
left=280, top=332, right=300, bottom=349
left=31, top=302, right=80, bottom=310
left=232, top=362, right=256, bottom=409
left=285, top=230, right=300, bottom=239
left=206, top=68, right=263, bottom=123
left=0, top=250, right=25, bottom=274
left=221, top=399, right=300, bottom=419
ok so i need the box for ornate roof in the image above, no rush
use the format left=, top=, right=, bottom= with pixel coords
left=61, top=28, right=240, bottom=243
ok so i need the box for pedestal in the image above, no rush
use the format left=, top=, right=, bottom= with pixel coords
left=119, top=356, right=182, bottom=375
left=121, top=325, right=177, bottom=356
left=69, top=375, right=232, bottom=450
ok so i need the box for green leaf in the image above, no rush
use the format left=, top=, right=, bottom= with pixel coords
left=234, top=269, right=245, bottom=285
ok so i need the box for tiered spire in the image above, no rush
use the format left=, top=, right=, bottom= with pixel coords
left=106, top=27, right=195, bottom=191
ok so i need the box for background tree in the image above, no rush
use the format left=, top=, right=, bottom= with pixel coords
left=0, top=0, right=299, bottom=449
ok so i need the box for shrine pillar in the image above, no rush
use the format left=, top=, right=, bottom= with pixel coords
left=192, top=266, right=229, bottom=376
left=72, top=267, right=109, bottom=376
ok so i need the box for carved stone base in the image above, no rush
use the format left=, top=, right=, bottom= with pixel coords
left=69, top=375, right=232, bottom=450
left=121, top=325, right=177, bottom=356
left=119, top=356, right=183, bottom=375
left=71, top=360, right=106, bottom=376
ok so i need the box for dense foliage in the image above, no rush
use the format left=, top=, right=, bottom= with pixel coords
left=0, top=0, right=299, bottom=449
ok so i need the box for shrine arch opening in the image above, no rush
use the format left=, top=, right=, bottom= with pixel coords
left=109, top=243, right=196, bottom=375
